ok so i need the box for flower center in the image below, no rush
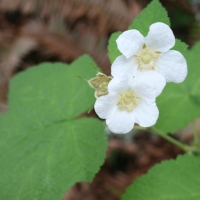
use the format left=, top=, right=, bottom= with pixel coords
left=136, top=46, right=160, bottom=70
left=118, top=90, right=138, bottom=111
left=141, top=53, right=152, bottom=64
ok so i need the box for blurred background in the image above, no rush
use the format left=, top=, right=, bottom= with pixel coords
left=0, top=0, right=200, bottom=199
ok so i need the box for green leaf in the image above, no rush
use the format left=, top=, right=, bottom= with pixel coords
left=155, top=83, right=200, bottom=133
left=155, top=42, right=200, bottom=133
left=172, top=39, right=188, bottom=54
left=0, top=55, right=107, bottom=200
left=182, top=42, right=200, bottom=98
left=122, top=155, right=200, bottom=200
left=108, top=31, right=121, bottom=63
left=108, top=0, right=170, bottom=63
left=128, top=0, right=170, bottom=36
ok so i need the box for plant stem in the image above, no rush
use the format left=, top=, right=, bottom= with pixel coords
left=134, top=126, right=147, bottom=131
left=134, top=126, right=200, bottom=154
left=134, top=126, right=189, bottom=152
left=151, top=127, right=189, bottom=152
left=192, top=120, right=199, bottom=147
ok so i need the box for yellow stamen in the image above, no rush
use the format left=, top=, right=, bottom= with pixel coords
left=118, top=90, right=138, bottom=111
left=136, top=47, right=159, bottom=70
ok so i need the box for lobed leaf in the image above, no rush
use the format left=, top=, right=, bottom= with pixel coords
left=0, top=55, right=107, bottom=200
left=122, top=155, right=200, bottom=200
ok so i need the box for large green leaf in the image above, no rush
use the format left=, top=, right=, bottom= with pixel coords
left=155, top=42, right=200, bottom=133
left=0, top=55, right=107, bottom=200
left=122, top=155, right=200, bottom=200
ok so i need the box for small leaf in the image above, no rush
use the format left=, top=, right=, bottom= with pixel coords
left=107, top=0, right=170, bottom=63
left=122, top=155, right=200, bottom=200
left=129, top=0, right=170, bottom=36
left=108, top=31, right=121, bottom=63
left=172, top=39, right=188, bottom=54
left=0, top=55, right=108, bottom=200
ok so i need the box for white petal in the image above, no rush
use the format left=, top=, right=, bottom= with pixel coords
left=130, top=70, right=166, bottom=103
left=106, top=109, right=135, bottom=134
left=111, top=55, right=137, bottom=77
left=108, top=76, right=129, bottom=93
left=145, top=22, right=175, bottom=52
left=156, top=50, right=188, bottom=83
left=94, top=94, right=117, bottom=119
left=116, top=30, right=144, bottom=59
left=134, top=101, right=159, bottom=127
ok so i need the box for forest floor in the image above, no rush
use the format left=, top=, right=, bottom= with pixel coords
left=64, top=131, right=184, bottom=200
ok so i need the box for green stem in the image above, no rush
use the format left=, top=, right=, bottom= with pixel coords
left=151, top=127, right=189, bottom=152
left=134, top=126, right=147, bottom=131
left=134, top=126, right=189, bottom=153
left=192, top=120, right=199, bottom=147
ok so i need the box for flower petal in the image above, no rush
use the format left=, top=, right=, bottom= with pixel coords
left=108, top=76, right=129, bottom=93
left=106, top=109, right=135, bottom=134
left=94, top=94, right=117, bottom=119
left=156, top=50, right=188, bottom=83
left=130, top=70, right=166, bottom=102
left=133, top=101, right=159, bottom=127
left=116, top=30, right=144, bottom=58
left=111, top=55, right=137, bottom=77
left=145, top=22, right=175, bottom=52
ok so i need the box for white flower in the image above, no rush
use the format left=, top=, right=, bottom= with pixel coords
left=94, top=75, right=161, bottom=134
left=111, top=22, right=187, bottom=84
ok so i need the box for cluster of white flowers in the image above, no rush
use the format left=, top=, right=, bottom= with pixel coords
left=90, top=22, right=187, bottom=134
